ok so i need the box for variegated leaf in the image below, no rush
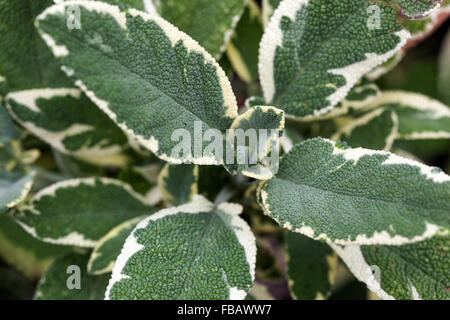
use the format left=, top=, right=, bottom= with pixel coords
left=259, top=137, right=450, bottom=245
left=362, top=91, right=450, bottom=140
left=106, top=195, right=256, bottom=300
left=88, top=216, right=144, bottom=275
left=332, top=233, right=450, bottom=300
left=36, top=1, right=238, bottom=165
left=158, top=164, right=198, bottom=207
left=6, top=89, right=129, bottom=165
left=258, top=0, right=410, bottom=119
left=146, top=0, right=247, bottom=59
left=331, top=108, right=399, bottom=150
left=13, top=178, right=156, bottom=247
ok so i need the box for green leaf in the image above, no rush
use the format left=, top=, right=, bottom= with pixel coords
left=259, top=137, right=450, bottom=245
left=118, top=163, right=162, bottom=205
left=338, top=91, right=450, bottom=143
left=6, top=88, right=129, bottom=165
left=0, top=214, right=72, bottom=279
left=0, top=0, right=72, bottom=91
left=36, top=1, right=238, bottom=164
left=391, top=0, right=441, bottom=18
left=332, top=234, right=450, bottom=300
left=106, top=195, right=256, bottom=300
left=158, top=164, right=198, bottom=207
left=331, top=108, right=399, bottom=150
left=14, top=177, right=156, bottom=247
left=302, top=81, right=381, bottom=121
left=226, top=0, right=264, bottom=83
left=225, top=106, right=285, bottom=180
left=285, top=231, right=338, bottom=300
left=374, top=91, right=450, bottom=140
left=34, top=252, right=110, bottom=300
left=0, top=170, right=34, bottom=213
left=258, top=0, right=410, bottom=118
left=88, top=216, right=143, bottom=275
left=148, top=0, right=247, bottom=59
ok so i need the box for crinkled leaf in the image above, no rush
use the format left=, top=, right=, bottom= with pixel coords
left=13, top=177, right=155, bottom=247
left=36, top=1, right=238, bottom=165
left=106, top=195, right=256, bottom=300
left=158, top=164, right=198, bottom=207
left=391, top=0, right=441, bottom=18
left=259, top=137, right=450, bottom=245
left=258, top=0, right=410, bottom=118
left=285, top=231, right=337, bottom=300
left=88, top=216, right=143, bottom=275
left=226, top=0, right=264, bottom=83
left=148, top=0, right=246, bottom=59
left=332, top=234, right=450, bottom=300
left=34, top=252, right=110, bottom=300
left=6, top=88, right=129, bottom=164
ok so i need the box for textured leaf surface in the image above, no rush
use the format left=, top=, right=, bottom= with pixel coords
left=14, top=178, right=155, bottom=247
left=259, top=137, right=450, bottom=245
left=258, top=0, right=410, bottom=118
left=285, top=231, right=337, bottom=300
left=0, top=214, right=72, bottom=279
left=391, top=0, right=441, bottom=18
left=34, top=252, right=110, bottom=300
left=106, top=195, right=256, bottom=300
left=6, top=88, right=129, bottom=161
left=158, top=164, right=198, bottom=207
left=149, top=0, right=246, bottom=58
left=332, top=234, right=450, bottom=300
left=88, top=216, right=143, bottom=275
left=36, top=1, right=238, bottom=164
left=299, top=81, right=381, bottom=121
left=226, top=0, right=263, bottom=83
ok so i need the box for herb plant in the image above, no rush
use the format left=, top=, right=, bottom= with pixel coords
left=0, top=0, right=449, bottom=300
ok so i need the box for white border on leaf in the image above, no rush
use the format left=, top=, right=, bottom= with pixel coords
left=258, top=0, right=410, bottom=117
left=37, top=1, right=238, bottom=165
left=105, top=195, right=255, bottom=300
left=5, top=89, right=125, bottom=158
left=329, top=243, right=394, bottom=300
